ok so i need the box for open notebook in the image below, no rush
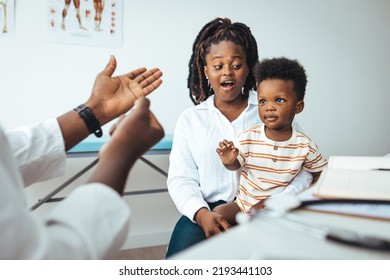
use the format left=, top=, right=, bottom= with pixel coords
left=313, top=156, right=390, bottom=201
left=296, top=156, right=390, bottom=221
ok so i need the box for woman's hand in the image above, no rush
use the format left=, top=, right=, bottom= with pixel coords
left=194, top=208, right=231, bottom=238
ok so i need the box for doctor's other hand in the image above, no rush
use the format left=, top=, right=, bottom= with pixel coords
left=103, top=97, right=164, bottom=159
left=90, top=97, right=164, bottom=195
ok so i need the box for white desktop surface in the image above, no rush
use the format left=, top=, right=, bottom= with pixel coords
left=172, top=209, right=390, bottom=260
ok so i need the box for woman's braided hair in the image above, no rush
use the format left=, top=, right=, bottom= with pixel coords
left=188, top=18, right=259, bottom=105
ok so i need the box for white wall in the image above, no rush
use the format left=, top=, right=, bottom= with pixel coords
left=0, top=0, right=389, bottom=157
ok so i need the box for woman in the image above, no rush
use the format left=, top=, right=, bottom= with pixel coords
left=166, top=18, right=312, bottom=258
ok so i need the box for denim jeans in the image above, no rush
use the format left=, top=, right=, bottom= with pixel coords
left=165, top=200, right=226, bottom=258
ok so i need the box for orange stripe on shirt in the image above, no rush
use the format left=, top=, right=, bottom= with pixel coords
left=245, top=152, right=307, bottom=162
left=245, top=164, right=301, bottom=175
left=241, top=171, right=290, bottom=190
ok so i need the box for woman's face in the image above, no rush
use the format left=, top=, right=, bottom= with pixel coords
left=204, top=41, right=249, bottom=105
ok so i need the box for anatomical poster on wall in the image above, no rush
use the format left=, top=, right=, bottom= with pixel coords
left=0, top=0, right=14, bottom=38
left=47, top=0, right=122, bottom=47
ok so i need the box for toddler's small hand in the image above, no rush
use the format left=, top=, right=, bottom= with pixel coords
left=217, top=139, right=235, bottom=155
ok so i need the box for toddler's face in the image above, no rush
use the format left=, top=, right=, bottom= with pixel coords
left=257, top=79, right=304, bottom=133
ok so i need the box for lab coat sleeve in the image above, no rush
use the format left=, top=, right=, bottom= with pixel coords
left=42, top=183, right=131, bottom=259
left=1, top=124, right=130, bottom=259
left=6, top=119, right=66, bottom=187
left=0, top=182, right=130, bottom=259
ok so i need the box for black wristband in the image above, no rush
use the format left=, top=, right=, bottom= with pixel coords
left=74, top=104, right=103, bottom=138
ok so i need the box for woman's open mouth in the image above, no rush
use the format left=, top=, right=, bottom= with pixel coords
left=220, top=80, right=235, bottom=91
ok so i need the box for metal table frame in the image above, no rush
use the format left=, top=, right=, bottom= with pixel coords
left=30, top=136, right=172, bottom=210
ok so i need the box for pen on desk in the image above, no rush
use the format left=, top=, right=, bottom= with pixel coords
left=326, top=230, right=390, bottom=251
left=257, top=210, right=390, bottom=251
left=284, top=213, right=390, bottom=251
left=372, top=168, right=390, bottom=171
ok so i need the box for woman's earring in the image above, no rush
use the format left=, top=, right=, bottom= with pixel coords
left=241, top=87, right=245, bottom=95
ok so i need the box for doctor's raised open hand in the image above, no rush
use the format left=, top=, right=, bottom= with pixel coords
left=86, top=55, right=163, bottom=126
left=58, top=55, right=163, bottom=151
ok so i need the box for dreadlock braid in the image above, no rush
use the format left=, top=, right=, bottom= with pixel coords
left=187, top=18, right=259, bottom=105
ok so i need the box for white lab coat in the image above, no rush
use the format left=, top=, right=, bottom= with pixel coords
left=0, top=119, right=130, bottom=259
